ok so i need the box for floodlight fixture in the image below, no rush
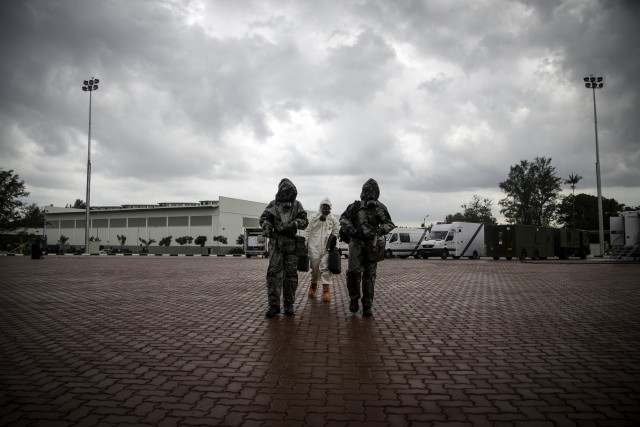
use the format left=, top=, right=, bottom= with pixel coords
left=582, top=74, right=605, bottom=256
left=81, top=76, right=100, bottom=254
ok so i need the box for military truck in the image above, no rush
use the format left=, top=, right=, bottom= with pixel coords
left=554, top=228, right=590, bottom=259
left=485, top=224, right=554, bottom=260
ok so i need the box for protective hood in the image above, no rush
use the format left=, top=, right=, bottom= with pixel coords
left=318, top=197, right=332, bottom=211
left=275, top=178, right=297, bottom=202
left=359, top=178, right=380, bottom=201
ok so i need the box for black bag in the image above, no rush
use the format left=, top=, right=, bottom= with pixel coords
left=297, top=254, right=310, bottom=272
left=295, top=235, right=307, bottom=255
left=339, top=227, right=350, bottom=244
left=328, top=249, right=341, bottom=274
left=366, top=236, right=386, bottom=262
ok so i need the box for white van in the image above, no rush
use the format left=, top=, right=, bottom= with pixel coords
left=338, top=239, right=349, bottom=258
left=385, top=228, right=429, bottom=259
left=419, top=222, right=485, bottom=259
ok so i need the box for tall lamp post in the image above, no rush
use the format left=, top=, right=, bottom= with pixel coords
left=82, top=77, right=99, bottom=254
left=583, top=74, right=604, bottom=256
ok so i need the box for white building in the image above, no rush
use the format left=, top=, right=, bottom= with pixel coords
left=43, top=196, right=267, bottom=254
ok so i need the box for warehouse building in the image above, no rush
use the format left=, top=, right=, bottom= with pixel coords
left=43, top=196, right=267, bottom=254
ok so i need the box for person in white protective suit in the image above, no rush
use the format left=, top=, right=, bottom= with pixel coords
left=306, top=197, right=340, bottom=301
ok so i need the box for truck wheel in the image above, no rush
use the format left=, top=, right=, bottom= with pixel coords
left=422, top=254, right=429, bottom=259
left=493, top=256, right=500, bottom=260
left=441, top=249, right=449, bottom=259
left=246, top=254, right=252, bottom=258
left=385, top=249, right=393, bottom=259
left=533, top=250, right=540, bottom=260
left=506, top=257, right=512, bottom=261
left=413, top=254, right=420, bottom=259
left=519, top=249, right=527, bottom=260
left=472, top=251, right=479, bottom=260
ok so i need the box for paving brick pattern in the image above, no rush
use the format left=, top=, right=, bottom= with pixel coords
left=0, top=256, right=639, bottom=426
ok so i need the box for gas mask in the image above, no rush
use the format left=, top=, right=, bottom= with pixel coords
left=319, top=204, right=331, bottom=221
left=363, top=190, right=377, bottom=208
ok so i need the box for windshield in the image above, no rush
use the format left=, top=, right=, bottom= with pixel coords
left=429, top=231, right=449, bottom=240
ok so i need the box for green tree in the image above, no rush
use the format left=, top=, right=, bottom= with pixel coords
left=139, top=237, right=156, bottom=251
left=0, top=168, right=30, bottom=232
left=556, top=193, right=624, bottom=231
left=498, top=156, right=562, bottom=226
left=444, top=212, right=464, bottom=223
left=564, top=173, right=583, bottom=229
left=117, top=234, right=127, bottom=250
left=57, top=235, right=69, bottom=253
left=175, top=236, right=193, bottom=245
left=13, top=203, right=46, bottom=229
left=461, top=195, right=497, bottom=224
left=194, top=235, right=208, bottom=247
left=159, top=236, right=172, bottom=247
left=444, top=195, right=497, bottom=225
left=67, top=199, right=86, bottom=209
left=213, top=235, right=228, bottom=245
left=236, top=234, right=244, bottom=245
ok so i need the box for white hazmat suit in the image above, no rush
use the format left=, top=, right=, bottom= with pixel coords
left=306, top=197, right=340, bottom=301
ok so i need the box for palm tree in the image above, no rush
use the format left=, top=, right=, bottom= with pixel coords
left=565, top=174, right=583, bottom=229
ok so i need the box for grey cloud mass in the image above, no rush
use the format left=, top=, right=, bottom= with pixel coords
left=1, top=0, right=638, bottom=226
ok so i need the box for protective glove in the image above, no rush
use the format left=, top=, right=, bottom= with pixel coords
left=361, top=225, right=375, bottom=240
left=289, top=221, right=299, bottom=231
left=262, top=223, right=273, bottom=234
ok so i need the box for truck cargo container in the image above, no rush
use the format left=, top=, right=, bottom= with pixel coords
left=554, top=228, right=590, bottom=259
left=485, top=224, right=554, bottom=260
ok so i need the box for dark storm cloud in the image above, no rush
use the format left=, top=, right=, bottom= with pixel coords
left=1, top=0, right=638, bottom=224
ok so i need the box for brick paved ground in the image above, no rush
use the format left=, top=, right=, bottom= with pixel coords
left=0, top=256, right=639, bottom=427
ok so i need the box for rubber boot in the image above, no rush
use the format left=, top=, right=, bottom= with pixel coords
left=308, top=282, right=317, bottom=298
left=322, top=284, right=330, bottom=302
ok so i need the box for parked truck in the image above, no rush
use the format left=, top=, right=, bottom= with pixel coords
left=554, top=228, right=590, bottom=259
left=418, top=222, right=485, bottom=259
left=485, top=224, right=554, bottom=260
left=385, top=228, right=429, bottom=258
left=243, top=227, right=269, bottom=258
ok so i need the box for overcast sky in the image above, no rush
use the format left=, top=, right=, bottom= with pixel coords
left=1, top=0, right=638, bottom=227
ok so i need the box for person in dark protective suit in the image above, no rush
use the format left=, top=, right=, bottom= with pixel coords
left=260, top=178, right=309, bottom=317
left=340, top=178, right=395, bottom=316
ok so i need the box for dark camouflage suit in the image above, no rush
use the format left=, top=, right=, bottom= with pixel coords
left=340, top=179, right=395, bottom=310
left=259, top=179, right=308, bottom=309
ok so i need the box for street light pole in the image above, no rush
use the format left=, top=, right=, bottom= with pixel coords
left=583, top=74, right=604, bottom=256
left=82, top=77, right=99, bottom=254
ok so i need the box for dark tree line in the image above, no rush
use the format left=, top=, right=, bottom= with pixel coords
left=446, top=156, right=636, bottom=231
